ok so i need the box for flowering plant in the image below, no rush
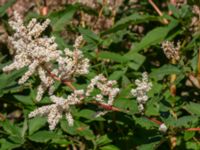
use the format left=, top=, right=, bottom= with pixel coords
left=0, top=0, right=199, bottom=149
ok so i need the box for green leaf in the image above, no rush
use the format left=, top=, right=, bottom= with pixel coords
left=114, top=98, right=138, bottom=114
left=52, top=32, right=69, bottom=49
left=186, top=141, right=199, bottom=150
left=184, top=132, right=195, bottom=141
left=100, top=145, right=120, bottom=150
left=7, top=136, right=24, bottom=145
left=103, top=13, right=156, bottom=34
left=79, top=27, right=101, bottom=44
left=28, top=117, right=47, bottom=135
left=0, top=0, right=16, bottom=17
left=166, top=116, right=198, bottom=128
left=109, top=70, right=124, bottom=80
left=28, top=130, right=56, bottom=143
left=0, top=138, right=21, bottom=150
left=76, top=109, right=95, bottom=119
left=127, top=62, right=139, bottom=70
left=75, top=109, right=105, bottom=121
left=148, top=82, right=163, bottom=96
left=184, top=102, right=200, bottom=115
left=150, top=64, right=181, bottom=80
left=137, top=141, right=160, bottom=150
left=117, top=85, right=132, bottom=99
left=96, top=135, right=112, bottom=147
left=0, top=120, right=21, bottom=137
left=77, top=126, right=95, bottom=140
left=98, top=51, right=128, bottom=63
left=168, top=4, right=180, bottom=18
left=145, top=99, right=160, bottom=116
left=49, top=5, right=77, bottom=32
left=128, top=21, right=178, bottom=53
left=134, top=117, right=158, bottom=129
left=21, top=117, right=28, bottom=138
left=14, top=95, right=34, bottom=105
left=122, top=75, right=131, bottom=87
left=51, top=138, right=71, bottom=145
left=0, top=67, right=26, bottom=96
left=61, top=120, right=95, bottom=140
left=125, top=52, right=146, bottom=70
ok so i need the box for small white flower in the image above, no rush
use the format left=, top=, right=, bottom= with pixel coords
left=131, top=72, right=152, bottom=114
left=161, top=41, right=180, bottom=61
left=56, top=46, right=90, bottom=80
left=159, top=123, right=168, bottom=133
left=86, top=74, right=120, bottom=117
left=29, top=90, right=84, bottom=130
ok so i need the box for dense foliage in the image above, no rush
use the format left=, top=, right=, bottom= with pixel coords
left=0, top=0, right=200, bottom=149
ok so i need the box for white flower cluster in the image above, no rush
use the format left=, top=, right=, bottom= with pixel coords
left=86, top=74, right=120, bottom=106
left=161, top=41, right=180, bottom=61
left=190, top=5, right=200, bottom=33
left=2, top=12, right=60, bottom=101
left=2, top=12, right=90, bottom=102
left=2, top=12, right=91, bottom=130
left=86, top=74, right=120, bottom=117
left=29, top=90, right=84, bottom=130
left=131, top=72, right=152, bottom=114
left=55, top=36, right=89, bottom=81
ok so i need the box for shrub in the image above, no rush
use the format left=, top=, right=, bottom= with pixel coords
left=0, top=0, right=200, bottom=149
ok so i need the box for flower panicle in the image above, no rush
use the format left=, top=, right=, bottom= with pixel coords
left=2, top=12, right=90, bottom=102
left=161, top=41, right=181, bottom=61
left=131, top=72, right=152, bottom=114
left=29, top=90, right=84, bottom=130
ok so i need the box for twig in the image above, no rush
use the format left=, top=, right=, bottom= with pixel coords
left=63, top=80, right=77, bottom=91
left=146, top=117, right=162, bottom=125
left=185, top=128, right=200, bottom=131
left=46, top=69, right=76, bottom=90
left=92, top=101, right=121, bottom=112
left=148, top=0, right=169, bottom=24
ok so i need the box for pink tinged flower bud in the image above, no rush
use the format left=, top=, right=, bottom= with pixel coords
left=159, top=123, right=168, bottom=133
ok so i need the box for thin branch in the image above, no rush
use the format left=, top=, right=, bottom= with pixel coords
left=63, top=80, right=77, bottom=91
left=185, top=128, right=200, bottom=131
left=148, top=0, right=169, bottom=24
left=92, top=101, right=121, bottom=112
left=146, top=117, right=162, bottom=125
left=46, top=69, right=76, bottom=90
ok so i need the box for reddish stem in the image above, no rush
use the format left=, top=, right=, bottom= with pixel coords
left=185, top=128, right=200, bottom=131
left=46, top=70, right=76, bottom=90
left=146, top=117, right=163, bottom=125
left=92, top=101, right=121, bottom=112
